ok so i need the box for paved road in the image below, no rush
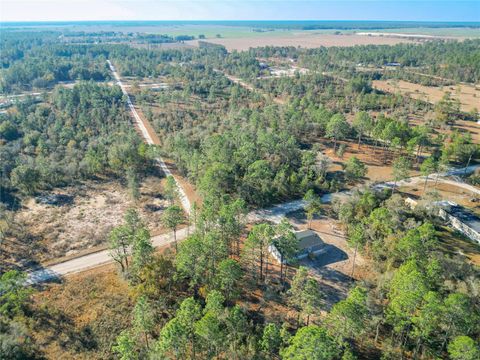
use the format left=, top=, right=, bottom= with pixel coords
left=26, top=201, right=302, bottom=284
left=26, top=228, right=190, bottom=284
left=373, top=164, right=480, bottom=196
left=25, top=164, right=479, bottom=284
left=23, top=65, right=480, bottom=285
left=107, top=60, right=191, bottom=214
left=253, top=164, right=480, bottom=218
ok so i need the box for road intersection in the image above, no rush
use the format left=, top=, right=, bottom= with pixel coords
left=24, top=62, right=479, bottom=285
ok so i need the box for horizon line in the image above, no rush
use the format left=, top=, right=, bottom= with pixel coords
left=2, top=19, right=480, bottom=24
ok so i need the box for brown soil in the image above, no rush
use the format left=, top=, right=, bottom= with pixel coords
left=287, top=212, right=374, bottom=286
left=408, top=116, right=480, bottom=144
left=133, top=98, right=200, bottom=208
left=373, top=79, right=480, bottom=113
left=164, top=158, right=203, bottom=207
left=189, top=33, right=417, bottom=51
left=400, top=181, right=480, bottom=213
left=243, top=210, right=376, bottom=321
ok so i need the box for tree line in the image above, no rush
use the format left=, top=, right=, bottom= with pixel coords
left=0, top=82, right=152, bottom=205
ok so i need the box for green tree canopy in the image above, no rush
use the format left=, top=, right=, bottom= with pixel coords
left=281, top=325, right=340, bottom=360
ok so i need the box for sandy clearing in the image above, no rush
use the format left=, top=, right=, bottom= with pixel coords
left=8, top=178, right=169, bottom=264
left=188, top=33, right=416, bottom=51
left=373, top=79, right=480, bottom=113
left=400, top=181, right=480, bottom=212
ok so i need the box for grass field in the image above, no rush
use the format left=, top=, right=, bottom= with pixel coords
left=5, top=21, right=478, bottom=39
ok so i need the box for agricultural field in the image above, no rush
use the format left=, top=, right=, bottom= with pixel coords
left=190, top=32, right=418, bottom=51
left=353, top=26, right=480, bottom=38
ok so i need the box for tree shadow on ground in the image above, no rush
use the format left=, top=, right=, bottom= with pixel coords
left=31, top=304, right=98, bottom=353
left=0, top=233, right=48, bottom=273
left=317, top=267, right=353, bottom=310
left=300, top=246, right=353, bottom=310
left=309, top=244, right=349, bottom=267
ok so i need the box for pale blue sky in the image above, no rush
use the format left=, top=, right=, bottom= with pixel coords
left=1, top=1, right=479, bottom=22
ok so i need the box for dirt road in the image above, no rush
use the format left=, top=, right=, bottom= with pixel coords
left=26, top=201, right=305, bottom=284
left=214, top=69, right=285, bottom=105
left=373, top=164, right=480, bottom=196
left=107, top=60, right=191, bottom=213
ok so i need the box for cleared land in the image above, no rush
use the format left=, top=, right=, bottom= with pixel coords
left=189, top=33, right=417, bottom=51
left=31, top=265, right=131, bottom=360
left=353, top=27, right=480, bottom=38
left=373, top=79, right=480, bottom=113
left=2, top=176, right=169, bottom=269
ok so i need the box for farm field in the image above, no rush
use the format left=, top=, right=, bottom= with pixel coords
left=372, top=79, right=480, bottom=113
left=353, top=26, right=480, bottom=38
left=189, top=32, right=418, bottom=51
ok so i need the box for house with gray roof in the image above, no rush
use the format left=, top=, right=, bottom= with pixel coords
left=269, top=229, right=325, bottom=264
left=438, top=202, right=480, bottom=245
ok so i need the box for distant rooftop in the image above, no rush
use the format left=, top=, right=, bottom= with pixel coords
left=437, top=200, right=480, bottom=233
left=445, top=204, right=480, bottom=233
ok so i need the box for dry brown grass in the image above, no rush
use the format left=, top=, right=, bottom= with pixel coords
left=6, top=176, right=168, bottom=267
left=373, top=79, right=480, bottom=113
left=31, top=264, right=131, bottom=359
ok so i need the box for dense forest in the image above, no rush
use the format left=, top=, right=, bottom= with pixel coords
left=2, top=31, right=480, bottom=92
left=247, top=40, right=480, bottom=83
left=0, top=82, right=151, bottom=204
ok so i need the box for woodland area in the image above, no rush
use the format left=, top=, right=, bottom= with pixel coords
left=1, top=29, right=480, bottom=360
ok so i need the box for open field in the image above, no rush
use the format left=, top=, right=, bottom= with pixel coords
left=400, top=181, right=480, bottom=214
left=320, top=139, right=420, bottom=183
left=373, top=79, right=480, bottom=113
left=31, top=265, right=131, bottom=359
left=2, top=176, right=169, bottom=270
left=189, top=33, right=418, bottom=51
left=352, top=27, right=480, bottom=38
